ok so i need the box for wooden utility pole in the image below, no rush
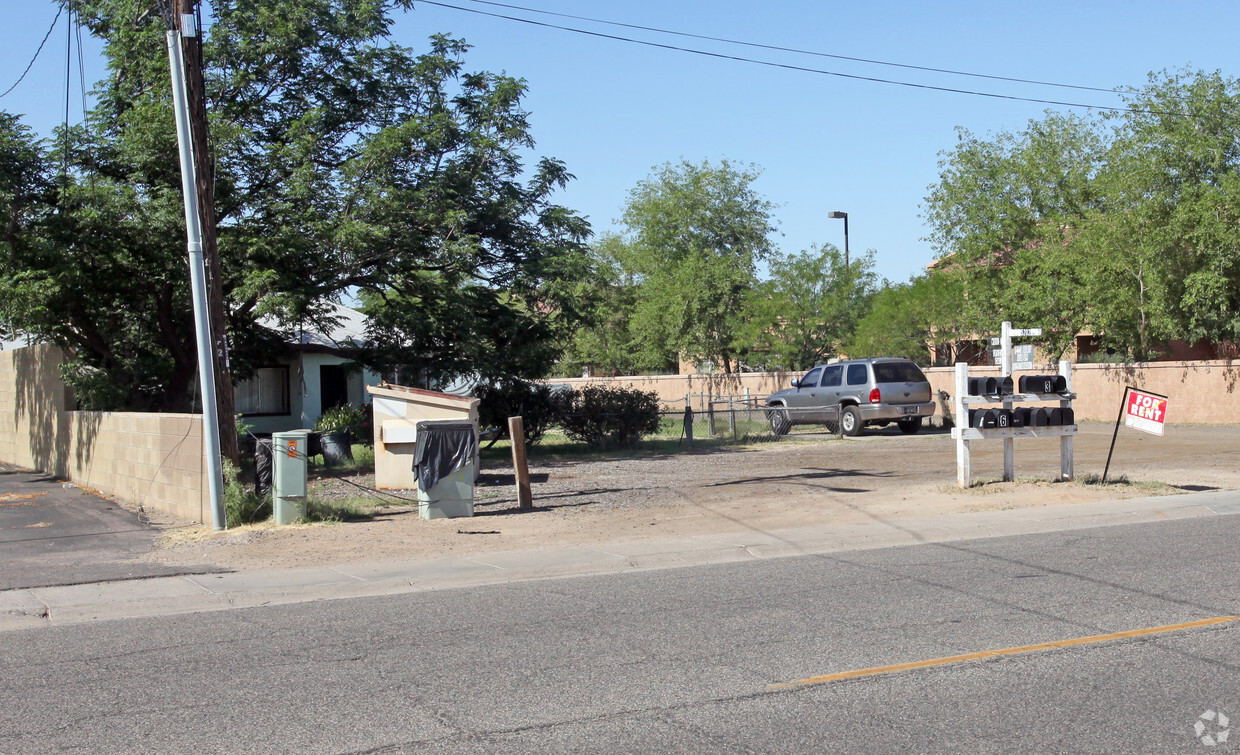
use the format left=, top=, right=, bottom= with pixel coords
left=176, top=3, right=238, bottom=463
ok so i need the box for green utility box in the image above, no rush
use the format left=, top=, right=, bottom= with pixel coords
left=413, top=420, right=477, bottom=520
left=272, top=430, right=308, bottom=524
left=417, top=460, right=476, bottom=519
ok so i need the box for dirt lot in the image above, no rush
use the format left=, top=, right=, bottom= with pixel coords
left=142, top=423, right=1240, bottom=572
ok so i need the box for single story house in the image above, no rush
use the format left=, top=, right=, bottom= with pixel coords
left=237, top=303, right=382, bottom=435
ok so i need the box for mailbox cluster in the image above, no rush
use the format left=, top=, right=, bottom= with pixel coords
left=1017, top=374, right=1069, bottom=394
left=967, top=406, right=1075, bottom=429
left=966, top=375, right=1070, bottom=396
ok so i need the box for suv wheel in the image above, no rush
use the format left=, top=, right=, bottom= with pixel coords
left=897, top=416, right=923, bottom=434
left=840, top=405, right=863, bottom=436
left=767, top=407, right=790, bottom=436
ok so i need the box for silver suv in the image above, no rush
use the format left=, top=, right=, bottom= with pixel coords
left=764, top=358, right=935, bottom=436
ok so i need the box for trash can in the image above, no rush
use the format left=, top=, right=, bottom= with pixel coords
left=412, top=420, right=477, bottom=519
left=319, top=428, right=354, bottom=466
left=254, top=437, right=273, bottom=499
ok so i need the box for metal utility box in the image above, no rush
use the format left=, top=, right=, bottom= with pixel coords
left=365, top=382, right=480, bottom=490
left=272, top=430, right=308, bottom=524
left=413, top=420, right=477, bottom=519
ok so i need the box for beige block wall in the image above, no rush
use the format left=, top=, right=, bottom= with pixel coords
left=925, top=361, right=1240, bottom=424
left=558, top=360, right=1240, bottom=424
left=555, top=372, right=798, bottom=411
left=0, top=344, right=208, bottom=523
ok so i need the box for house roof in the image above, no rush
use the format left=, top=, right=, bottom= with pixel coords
left=0, top=333, right=42, bottom=351
left=259, top=302, right=371, bottom=352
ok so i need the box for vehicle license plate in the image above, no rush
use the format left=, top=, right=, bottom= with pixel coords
left=900, top=406, right=918, bottom=415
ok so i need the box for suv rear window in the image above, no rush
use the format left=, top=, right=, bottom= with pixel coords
left=873, top=362, right=927, bottom=383
left=846, top=363, right=868, bottom=385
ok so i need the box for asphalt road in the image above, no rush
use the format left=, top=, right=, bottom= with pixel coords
left=3, top=513, right=1238, bottom=752
left=0, top=465, right=222, bottom=590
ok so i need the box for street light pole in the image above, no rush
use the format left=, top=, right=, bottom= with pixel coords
left=828, top=210, right=849, bottom=270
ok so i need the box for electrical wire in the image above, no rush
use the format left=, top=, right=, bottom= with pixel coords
left=446, top=0, right=1118, bottom=95
left=415, top=0, right=1169, bottom=115
left=0, top=6, right=62, bottom=99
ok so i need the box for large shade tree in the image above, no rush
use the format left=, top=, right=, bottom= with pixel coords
left=739, top=244, right=877, bottom=371
left=923, top=69, right=1240, bottom=360
left=0, top=1, right=591, bottom=413
left=609, top=159, right=776, bottom=374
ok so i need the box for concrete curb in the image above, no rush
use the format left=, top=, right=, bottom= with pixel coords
left=3, top=489, right=1237, bottom=631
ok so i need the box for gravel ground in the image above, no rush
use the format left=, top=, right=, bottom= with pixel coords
left=143, top=423, right=1240, bottom=572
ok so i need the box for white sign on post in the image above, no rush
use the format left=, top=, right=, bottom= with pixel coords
left=1012, top=344, right=1034, bottom=370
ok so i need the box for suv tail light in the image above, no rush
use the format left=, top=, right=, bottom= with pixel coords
left=869, top=388, right=881, bottom=404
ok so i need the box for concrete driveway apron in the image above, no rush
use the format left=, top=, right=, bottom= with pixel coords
left=0, top=463, right=223, bottom=590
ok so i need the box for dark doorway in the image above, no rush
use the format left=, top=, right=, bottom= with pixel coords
left=320, top=364, right=350, bottom=410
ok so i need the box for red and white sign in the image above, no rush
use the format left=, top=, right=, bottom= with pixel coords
left=1124, top=389, right=1168, bottom=436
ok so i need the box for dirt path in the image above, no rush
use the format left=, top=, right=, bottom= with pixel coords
left=142, top=423, right=1240, bottom=572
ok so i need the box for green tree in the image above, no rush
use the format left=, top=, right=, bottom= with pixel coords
left=740, top=244, right=876, bottom=370
left=0, top=2, right=591, bottom=411
left=613, top=159, right=776, bottom=374
left=847, top=271, right=970, bottom=364
left=1086, top=69, right=1240, bottom=357
left=923, top=113, right=1104, bottom=357
left=559, top=234, right=677, bottom=377
left=923, top=70, right=1240, bottom=360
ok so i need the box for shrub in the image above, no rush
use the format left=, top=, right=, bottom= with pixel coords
left=314, top=404, right=365, bottom=433
left=558, top=385, right=662, bottom=450
left=475, top=379, right=565, bottom=447
left=223, top=459, right=269, bottom=527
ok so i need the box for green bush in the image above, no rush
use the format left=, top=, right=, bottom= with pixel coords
left=558, top=385, right=662, bottom=450
left=314, top=404, right=365, bottom=433
left=223, top=459, right=269, bottom=527
left=475, top=379, right=566, bottom=447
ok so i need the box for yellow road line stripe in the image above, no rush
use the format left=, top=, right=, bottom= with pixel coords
left=767, top=615, right=1240, bottom=691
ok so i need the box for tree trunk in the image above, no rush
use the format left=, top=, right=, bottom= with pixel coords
left=178, top=4, right=238, bottom=463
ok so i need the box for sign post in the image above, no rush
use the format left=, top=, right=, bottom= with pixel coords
left=1103, top=387, right=1169, bottom=482
left=998, top=322, right=1042, bottom=480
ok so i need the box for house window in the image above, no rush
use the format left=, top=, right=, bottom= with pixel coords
left=235, top=366, right=290, bottom=416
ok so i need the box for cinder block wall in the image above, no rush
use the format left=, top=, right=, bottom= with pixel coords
left=923, top=361, right=1238, bottom=424
left=0, top=345, right=207, bottom=523
left=557, top=360, right=1239, bottom=424
left=555, top=372, right=797, bottom=411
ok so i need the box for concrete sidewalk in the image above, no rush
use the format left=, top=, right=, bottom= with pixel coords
left=3, top=489, right=1237, bottom=632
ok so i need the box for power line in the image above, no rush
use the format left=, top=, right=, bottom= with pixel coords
left=0, top=6, right=63, bottom=99
left=416, top=0, right=1157, bottom=115
left=449, top=0, right=1118, bottom=95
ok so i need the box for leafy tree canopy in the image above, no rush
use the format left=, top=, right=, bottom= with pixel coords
left=923, top=69, right=1240, bottom=360
left=739, top=244, right=877, bottom=371
left=609, top=159, right=776, bottom=374
left=0, top=0, right=591, bottom=409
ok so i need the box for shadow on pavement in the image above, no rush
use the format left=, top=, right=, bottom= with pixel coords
left=0, top=465, right=227, bottom=591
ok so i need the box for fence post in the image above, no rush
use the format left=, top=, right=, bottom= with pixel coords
left=683, top=406, right=694, bottom=448
left=508, top=416, right=533, bottom=510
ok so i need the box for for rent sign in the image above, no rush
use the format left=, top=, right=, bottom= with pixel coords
left=1124, top=389, right=1169, bottom=436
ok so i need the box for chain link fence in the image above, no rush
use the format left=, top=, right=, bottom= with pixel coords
left=640, top=395, right=843, bottom=447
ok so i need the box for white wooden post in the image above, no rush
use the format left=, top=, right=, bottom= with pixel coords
left=1000, top=321, right=1015, bottom=481
left=1059, top=360, right=1074, bottom=481
left=955, top=362, right=971, bottom=488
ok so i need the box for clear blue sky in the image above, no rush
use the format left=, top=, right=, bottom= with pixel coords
left=4, top=1, right=1240, bottom=283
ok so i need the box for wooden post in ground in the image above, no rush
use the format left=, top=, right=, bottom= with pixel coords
left=508, top=416, right=533, bottom=510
